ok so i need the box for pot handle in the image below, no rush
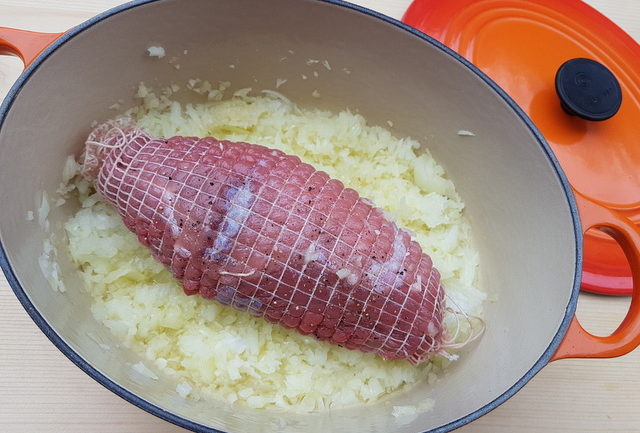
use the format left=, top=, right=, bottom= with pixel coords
left=551, top=192, right=640, bottom=361
left=0, top=27, right=62, bottom=67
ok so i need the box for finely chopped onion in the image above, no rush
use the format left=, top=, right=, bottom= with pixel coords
left=64, top=85, right=484, bottom=411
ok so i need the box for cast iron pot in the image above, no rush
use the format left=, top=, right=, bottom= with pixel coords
left=1, top=1, right=640, bottom=432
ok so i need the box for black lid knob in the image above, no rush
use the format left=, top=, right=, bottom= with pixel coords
left=555, top=58, right=622, bottom=121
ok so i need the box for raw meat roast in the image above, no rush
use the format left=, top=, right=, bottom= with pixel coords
left=80, top=118, right=447, bottom=364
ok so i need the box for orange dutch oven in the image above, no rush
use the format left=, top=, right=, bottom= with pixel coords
left=1, top=1, right=640, bottom=432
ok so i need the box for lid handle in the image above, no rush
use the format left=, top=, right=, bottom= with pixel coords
left=555, top=58, right=622, bottom=121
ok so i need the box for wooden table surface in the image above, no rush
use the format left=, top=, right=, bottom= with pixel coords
left=1, top=1, right=640, bottom=432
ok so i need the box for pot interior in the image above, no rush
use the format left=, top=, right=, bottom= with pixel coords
left=0, top=0, right=578, bottom=432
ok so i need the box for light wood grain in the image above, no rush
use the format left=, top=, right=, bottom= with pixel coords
left=1, top=1, right=640, bottom=432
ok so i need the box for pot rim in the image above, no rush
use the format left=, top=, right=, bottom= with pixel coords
left=0, top=0, right=583, bottom=432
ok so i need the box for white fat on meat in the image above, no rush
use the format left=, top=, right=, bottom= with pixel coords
left=367, top=226, right=408, bottom=292
left=336, top=268, right=359, bottom=286
left=206, top=183, right=255, bottom=260
left=410, top=275, right=422, bottom=293
left=304, top=241, right=322, bottom=265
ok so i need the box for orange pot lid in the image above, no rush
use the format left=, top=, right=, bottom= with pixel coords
left=403, top=0, right=640, bottom=295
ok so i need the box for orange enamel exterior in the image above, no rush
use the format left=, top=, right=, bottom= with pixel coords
left=0, top=27, right=62, bottom=67
left=404, top=0, right=640, bottom=297
left=552, top=191, right=640, bottom=360
left=404, top=0, right=640, bottom=360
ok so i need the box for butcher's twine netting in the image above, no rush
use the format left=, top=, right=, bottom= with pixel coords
left=80, top=117, right=153, bottom=183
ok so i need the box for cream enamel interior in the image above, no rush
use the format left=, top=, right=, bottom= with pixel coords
left=0, top=0, right=578, bottom=432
